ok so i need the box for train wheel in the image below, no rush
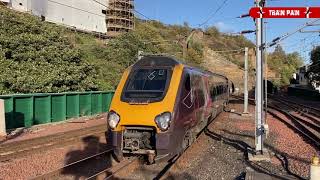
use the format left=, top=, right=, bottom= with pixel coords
left=147, top=153, right=155, bottom=164
left=223, top=102, right=231, bottom=112
left=182, top=131, right=193, bottom=151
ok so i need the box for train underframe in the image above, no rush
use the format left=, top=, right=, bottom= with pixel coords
left=110, top=126, right=178, bottom=164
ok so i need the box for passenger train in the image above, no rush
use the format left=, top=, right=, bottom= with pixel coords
left=107, top=55, right=232, bottom=163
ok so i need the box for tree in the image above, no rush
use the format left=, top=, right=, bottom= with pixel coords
left=273, top=44, right=286, bottom=58
left=267, top=44, right=303, bottom=86
left=307, top=46, right=320, bottom=86
left=310, top=46, right=320, bottom=64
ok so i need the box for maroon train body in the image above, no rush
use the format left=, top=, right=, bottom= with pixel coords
left=107, top=56, right=232, bottom=163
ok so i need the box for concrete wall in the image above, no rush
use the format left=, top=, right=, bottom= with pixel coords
left=11, top=0, right=29, bottom=11
left=3, top=0, right=108, bottom=33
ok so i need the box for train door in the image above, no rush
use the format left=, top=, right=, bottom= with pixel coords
left=176, top=72, right=196, bottom=130
left=176, top=71, right=197, bottom=151
left=193, top=74, right=207, bottom=134
left=210, top=84, right=219, bottom=121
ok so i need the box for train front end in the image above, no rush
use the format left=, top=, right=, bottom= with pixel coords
left=107, top=56, right=183, bottom=163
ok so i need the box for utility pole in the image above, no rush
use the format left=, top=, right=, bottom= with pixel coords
left=255, top=0, right=265, bottom=154
left=264, top=21, right=268, bottom=124
left=243, top=47, right=249, bottom=115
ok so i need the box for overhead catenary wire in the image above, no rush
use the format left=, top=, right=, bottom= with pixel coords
left=198, top=0, right=229, bottom=27
left=91, top=0, right=152, bottom=20
left=267, top=18, right=320, bottom=48
left=209, top=49, right=245, bottom=53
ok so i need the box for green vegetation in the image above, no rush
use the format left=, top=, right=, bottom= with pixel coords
left=0, top=6, right=300, bottom=94
left=0, top=6, right=97, bottom=94
left=307, top=46, right=320, bottom=86
left=267, top=45, right=303, bottom=86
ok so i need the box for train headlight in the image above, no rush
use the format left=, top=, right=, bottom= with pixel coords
left=108, top=111, right=120, bottom=129
left=155, top=112, right=171, bottom=131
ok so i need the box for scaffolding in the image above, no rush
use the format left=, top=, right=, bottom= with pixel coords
left=106, top=0, right=134, bottom=37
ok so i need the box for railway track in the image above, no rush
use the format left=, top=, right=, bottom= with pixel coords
left=32, top=149, right=141, bottom=180
left=89, top=156, right=141, bottom=180
left=0, top=125, right=107, bottom=162
left=231, top=95, right=320, bottom=149
left=31, top=149, right=117, bottom=180
left=271, top=95, right=320, bottom=119
left=268, top=97, right=320, bottom=148
left=268, top=103, right=320, bottom=148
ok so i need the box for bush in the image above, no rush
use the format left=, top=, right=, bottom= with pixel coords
left=0, top=7, right=97, bottom=94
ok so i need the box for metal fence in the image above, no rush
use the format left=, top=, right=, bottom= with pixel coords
left=0, top=91, right=114, bottom=130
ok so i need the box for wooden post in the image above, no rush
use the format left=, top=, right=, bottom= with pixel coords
left=0, top=99, right=6, bottom=136
left=311, top=157, right=320, bottom=180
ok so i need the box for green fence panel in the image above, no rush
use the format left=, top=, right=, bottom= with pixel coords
left=66, top=94, right=80, bottom=118
left=0, top=91, right=114, bottom=130
left=91, top=93, right=103, bottom=115
left=15, top=96, right=34, bottom=128
left=33, top=95, right=51, bottom=125
left=102, top=92, right=113, bottom=112
left=51, top=94, right=66, bottom=122
left=79, top=93, right=92, bottom=116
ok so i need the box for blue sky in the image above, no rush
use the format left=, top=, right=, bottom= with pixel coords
left=135, top=0, right=320, bottom=63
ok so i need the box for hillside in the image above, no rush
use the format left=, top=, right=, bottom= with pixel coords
left=203, top=48, right=255, bottom=92
left=0, top=5, right=287, bottom=95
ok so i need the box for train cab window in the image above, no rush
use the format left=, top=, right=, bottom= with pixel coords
left=122, top=68, right=172, bottom=102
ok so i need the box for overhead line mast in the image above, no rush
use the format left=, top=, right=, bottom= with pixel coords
left=254, top=0, right=266, bottom=154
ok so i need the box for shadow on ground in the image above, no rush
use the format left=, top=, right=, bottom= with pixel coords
left=204, top=128, right=305, bottom=180
left=61, top=134, right=115, bottom=180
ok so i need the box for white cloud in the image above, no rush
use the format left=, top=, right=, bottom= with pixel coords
left=214, top=22, right=234, bottom=33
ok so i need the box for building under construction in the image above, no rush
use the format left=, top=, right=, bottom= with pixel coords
left=106, top=0, right=135, bottom=37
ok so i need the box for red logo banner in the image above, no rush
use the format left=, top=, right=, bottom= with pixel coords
left=249, top=7, right=320, bottom=18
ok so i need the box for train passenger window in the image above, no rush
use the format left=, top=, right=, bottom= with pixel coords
left=210, top=86, right=215, bottom=98
left=215, top=87, right=218, bottom=96
left=185, top=74, right=191, bottom=92
left=198, top=88, right=205, bottom=106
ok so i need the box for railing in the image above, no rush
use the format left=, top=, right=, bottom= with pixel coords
left=0, top=91, right=114, bottom=130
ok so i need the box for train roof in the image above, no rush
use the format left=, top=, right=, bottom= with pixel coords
left=134, top=55, right=228, bottom=81
left=134, top=55, right=181, bottom=67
